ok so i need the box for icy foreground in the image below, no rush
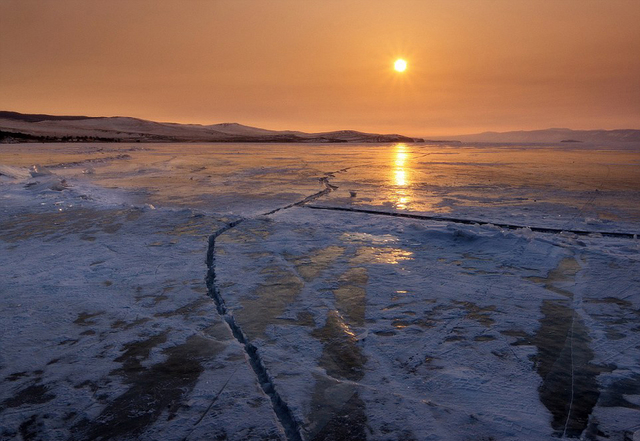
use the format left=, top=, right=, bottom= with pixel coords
left=0, top=143, right=639, bottom=440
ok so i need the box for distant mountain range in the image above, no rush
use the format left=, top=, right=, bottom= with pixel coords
left=438, top=128, right=640, bottom=145
left=0, top=111, right=422, bottom=143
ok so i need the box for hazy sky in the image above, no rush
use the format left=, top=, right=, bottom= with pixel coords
left=1, top=0, right=639, bottom=136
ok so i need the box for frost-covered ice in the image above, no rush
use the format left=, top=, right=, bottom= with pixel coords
left=0, top=142, right=639, bottom=440
left=0, top=191, right=283, bottom=439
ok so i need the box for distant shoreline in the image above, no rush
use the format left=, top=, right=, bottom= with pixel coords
left=0, top=131, right=424, bottom=144
left=0, top=111, right=424, bottom=144
left=2, top=111, right=639, bottom=145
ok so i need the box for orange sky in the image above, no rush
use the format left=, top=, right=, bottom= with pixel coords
left=1, top=0, right=639, bottom=136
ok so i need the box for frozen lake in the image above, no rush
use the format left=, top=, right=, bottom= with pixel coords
left=1, top=142, right=639, bottom=440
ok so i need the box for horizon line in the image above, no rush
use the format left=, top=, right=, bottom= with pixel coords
left=1, top=109, right=639, bottom=138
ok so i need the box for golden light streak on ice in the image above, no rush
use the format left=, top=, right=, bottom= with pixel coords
left=391, top=143, right=412, bottom=209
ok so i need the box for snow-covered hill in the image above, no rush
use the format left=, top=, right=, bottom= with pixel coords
left=0, top=111, right=420, bottom=143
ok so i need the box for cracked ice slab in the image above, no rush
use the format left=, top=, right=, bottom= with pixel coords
left=215, top=207, right=640, bottom=440
left=0, top=187, right=285, bottom=440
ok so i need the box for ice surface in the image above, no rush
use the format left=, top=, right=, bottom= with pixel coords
left=0, top=142, right=639, bottom=440
left=0, top=200, right=283, bottom=439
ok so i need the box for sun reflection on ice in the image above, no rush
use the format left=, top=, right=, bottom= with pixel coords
left=395, top=149, right=407, bottom=168
left=391, top=143, right=412, bottom=209
left=352, top=246, right=413, bottom=265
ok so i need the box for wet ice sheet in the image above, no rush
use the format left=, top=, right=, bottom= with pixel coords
left=1, top=142, right=639, bottom=231
left=317, top=143, right=640, bottom=234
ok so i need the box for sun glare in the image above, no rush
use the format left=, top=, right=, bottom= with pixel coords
left=394, top=59, right=407, bottom=72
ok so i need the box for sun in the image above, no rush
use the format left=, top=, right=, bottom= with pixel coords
left=394, top=59, right=407, bottom=72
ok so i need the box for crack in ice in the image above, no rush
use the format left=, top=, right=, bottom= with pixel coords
left=183, top=364, right=240, bottom=441
left=562, top=311, right=577, bottom=438
left=205, top=221, right=303, bottom=441
left=202, top=173, right=339, bottom=441
left=306, top=205, right=639, bottom=238
left=261, top=175, right=337, bottom=216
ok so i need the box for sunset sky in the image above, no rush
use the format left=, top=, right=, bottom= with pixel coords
left=1, top=0, right=639, bottom=136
